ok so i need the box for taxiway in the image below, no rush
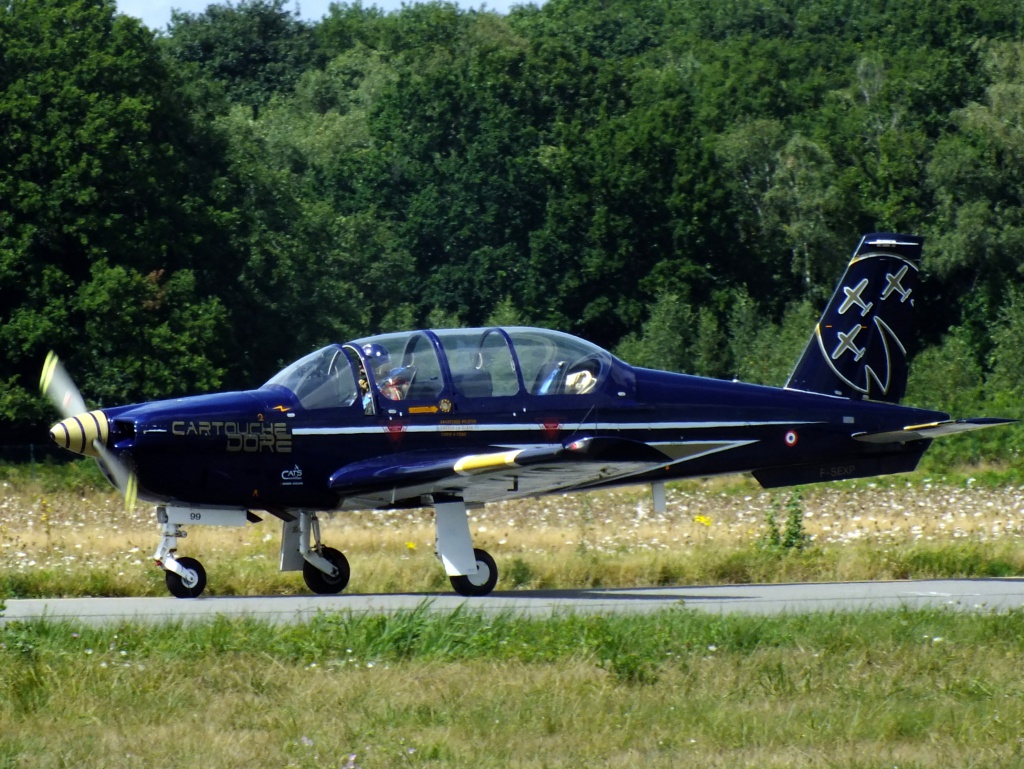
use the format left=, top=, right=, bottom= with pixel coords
left=3, top=579, right=1022, bottom=625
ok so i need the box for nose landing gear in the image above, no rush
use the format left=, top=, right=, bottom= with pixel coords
left=164, top=556, right=207, bottom=598
left=153, top=505, right=251, bottom=599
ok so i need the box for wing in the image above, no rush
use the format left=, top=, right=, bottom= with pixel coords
left=852, top=417, right=1016, bottom=444
left=328, top=436, right=670, bottom=509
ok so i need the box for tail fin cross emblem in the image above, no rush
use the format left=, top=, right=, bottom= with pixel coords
left=832, top=325, right=866, bottom=362
left=881, top=265, right=913, bottom=304
left=839, top=279, right=873, bottom=317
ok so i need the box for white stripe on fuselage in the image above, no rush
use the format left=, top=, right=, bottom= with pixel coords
left=292, top=419, right=821, bottom=436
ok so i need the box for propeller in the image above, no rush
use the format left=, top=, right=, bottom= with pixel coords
left=40, top=351, right=138, bottom=511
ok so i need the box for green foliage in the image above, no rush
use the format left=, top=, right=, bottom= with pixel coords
left=506, top=557, right=535, bottom=588
left=164, top=0, right=321, bottom=115
left=614, top=292, right=692, bottom=372
left=880, top=543, right=1018, bottom=580
left=730, top=297, right=819, bottom=386
left=905, top=326, right=984, bottom=414
left=0, top=0, right=233, bottom=430
left=6, top=605, right=1024, bottom=667
left=1, top=0, right=1024, bottom=468
left=9, top=609, right=1024, bottom=767
left=987, top=288, right=1024, bottom=401
left=0, top=458, right=107, bottom=494
left=77, top=263, right=228, bottom=402
left=761, top=490, right=809, bottom=552
left=484, top=296, right=525, bottom=327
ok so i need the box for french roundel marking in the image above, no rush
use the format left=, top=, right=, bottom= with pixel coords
left=785, top=430, right=798, bottom=447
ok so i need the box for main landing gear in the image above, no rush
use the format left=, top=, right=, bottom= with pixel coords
left=153, top=500, right=498, bottom=598
left=449, top=548, right=498, bottom=597
left=280, top=511, right=351, bottom=595
left=434, top=499, right=499, bottom=597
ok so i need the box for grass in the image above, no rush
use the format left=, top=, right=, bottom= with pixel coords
left=3, top=463, right=1024, bottom=597
left=5, top=464, right=1024, bottom=766
left=4, top=608, right=1024, bottom=767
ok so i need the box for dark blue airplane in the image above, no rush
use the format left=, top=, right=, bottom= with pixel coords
left=42, top=233, right=1010, bottom=598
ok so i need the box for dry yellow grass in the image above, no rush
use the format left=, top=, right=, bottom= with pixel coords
left=2, top=475, right=1024, bottom=595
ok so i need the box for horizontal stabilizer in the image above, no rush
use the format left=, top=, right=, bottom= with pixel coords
left=852, top=418, right=1016, bottom=444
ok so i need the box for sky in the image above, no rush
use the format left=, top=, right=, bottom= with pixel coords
left=117, top=0, right=543, bottom=33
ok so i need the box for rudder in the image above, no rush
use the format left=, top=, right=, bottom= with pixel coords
left=785, top=233, right=924, bottom=403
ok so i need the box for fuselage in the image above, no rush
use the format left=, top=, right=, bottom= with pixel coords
left=84, top=327, right=947, bottom=512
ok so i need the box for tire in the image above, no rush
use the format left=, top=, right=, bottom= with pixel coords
left=303, top=547, right=351, bottom=595
left=449, top=548, right=498, bottom=597
left=165, top=556, right=207, bottom=599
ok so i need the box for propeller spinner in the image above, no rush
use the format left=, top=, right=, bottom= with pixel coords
left=40, top=351, right=138, bottom=511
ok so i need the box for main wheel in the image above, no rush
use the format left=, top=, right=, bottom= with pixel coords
left=165, top=556, right=207, bottom=598
left=449, top=548, right=498, bottom=597
left=303, top=547, right=351, bottom=595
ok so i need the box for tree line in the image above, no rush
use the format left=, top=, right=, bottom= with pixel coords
left=2, top=0, right=1023, bottom=463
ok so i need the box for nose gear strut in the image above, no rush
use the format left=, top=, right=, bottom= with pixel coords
left=153, top=516, right=207, bottom=598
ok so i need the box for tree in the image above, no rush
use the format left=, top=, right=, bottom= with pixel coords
left=927, top=42, right=1024, bottom=312
left=0, top=0, right=230, bottom=435
left=763, top=135, right=849, bottom=299
left=164, top=0, right=321, bottom=117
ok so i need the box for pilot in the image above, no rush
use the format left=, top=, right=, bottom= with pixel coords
left=362, top=343, right=412, bottom=401
left=565, top=367, right=597, bottom=394
left=379, top=366, right=414, bottom=400
left=362, top=343, right=390, bottom=374
left=360, top=343, right=391, bottom=411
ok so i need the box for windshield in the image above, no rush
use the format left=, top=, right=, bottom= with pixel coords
left=262, top=346, right=359, bottom=410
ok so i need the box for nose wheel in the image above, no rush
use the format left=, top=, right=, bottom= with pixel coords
left=164, top=556, right=207, bottom=598
left=154, top=514, right=211, bottom=599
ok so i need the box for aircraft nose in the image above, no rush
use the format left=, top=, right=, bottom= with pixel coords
left=49, top=410, right=109, bottom=457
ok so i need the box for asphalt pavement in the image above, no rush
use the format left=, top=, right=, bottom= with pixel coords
left=3, top=579, right=1023, bottom=625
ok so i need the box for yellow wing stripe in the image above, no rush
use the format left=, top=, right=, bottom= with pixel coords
left=903, top=421, right=943, bottom=431
left=454, top=450, right=523, bottom=476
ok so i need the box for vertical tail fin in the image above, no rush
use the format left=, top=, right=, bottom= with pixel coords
left=785, top=233, right=924, bottom=403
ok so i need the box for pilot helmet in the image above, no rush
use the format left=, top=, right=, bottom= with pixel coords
left=362, top=343, right=390, bottom=373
